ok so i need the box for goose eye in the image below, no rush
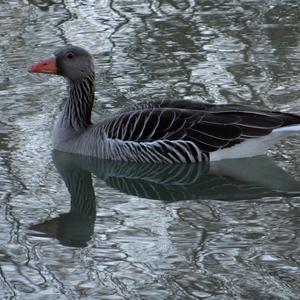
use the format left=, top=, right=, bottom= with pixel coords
left=67, top=52, right=74, bottom=59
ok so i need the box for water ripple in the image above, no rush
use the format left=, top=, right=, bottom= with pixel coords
left=0, top=0, right=300, bottom=299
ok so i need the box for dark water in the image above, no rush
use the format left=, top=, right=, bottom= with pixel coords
left=1, top=0, right=300, bottom=299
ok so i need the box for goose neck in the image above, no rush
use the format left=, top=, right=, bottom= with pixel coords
left=63, top=73, right=95, bottom=132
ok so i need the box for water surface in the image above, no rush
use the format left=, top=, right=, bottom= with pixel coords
left=0, top=0, right=300, bottom=299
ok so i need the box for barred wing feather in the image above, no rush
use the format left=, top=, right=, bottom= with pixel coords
left=99, top=104, right=300, bottom=163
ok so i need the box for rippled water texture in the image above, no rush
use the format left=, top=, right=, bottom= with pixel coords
left=1, top=0, right=300, bottom=299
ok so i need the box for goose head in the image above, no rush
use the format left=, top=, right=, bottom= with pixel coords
left=28, top=45, right=94, bottom=81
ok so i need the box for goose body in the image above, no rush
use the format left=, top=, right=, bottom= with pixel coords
left=28, top=46, right=300, bottom=163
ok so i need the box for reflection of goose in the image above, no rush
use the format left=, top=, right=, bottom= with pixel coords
left=53, top=151, right=300, bottom=201
left=29, top=151, right=300, bottom=247
left=29, top=159, right=96, bottom=248
left=28, top=45, right=300, bottom=163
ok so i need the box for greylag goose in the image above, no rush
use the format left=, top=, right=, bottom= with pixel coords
left=28, top=45, right=300, bottom=163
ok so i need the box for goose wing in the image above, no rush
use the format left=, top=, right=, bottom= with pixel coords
left=117, top=99, right=280, bottom=114
left=100, top=106, right=298, bottom=163
left=118, top=99, right=300, bottom=123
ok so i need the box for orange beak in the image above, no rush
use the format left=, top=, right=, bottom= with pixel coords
left=27, top=55, right=58, bottom=74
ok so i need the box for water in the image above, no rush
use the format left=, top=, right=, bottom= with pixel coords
left=0, top=0, right=300, bottom=299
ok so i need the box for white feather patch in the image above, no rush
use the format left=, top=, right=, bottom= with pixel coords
left=210, top=128, right=300, bottom=161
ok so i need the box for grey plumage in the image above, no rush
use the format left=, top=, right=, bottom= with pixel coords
left=93, top=100, right=300, bottom=163
left=29, top=46, right=300, bottom=163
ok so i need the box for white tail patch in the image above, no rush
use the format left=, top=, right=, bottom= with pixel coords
left=273, top=124, right=300, bottom=133
left=210, top=126, right=300, bottom=161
